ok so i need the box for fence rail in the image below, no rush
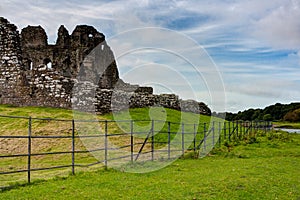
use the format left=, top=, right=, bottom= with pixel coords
left=0, top=115, right=272, bottom=187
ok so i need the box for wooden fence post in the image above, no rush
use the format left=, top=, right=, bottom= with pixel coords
left=182, top=123, right=185, bottom=156
left=104, top=120, right=108, bottom=168
left=211, top=121, right=215, bottom=147
left=193, top=124, right=196, bottom=152
left=218, top=122, right=221, bottom=147
left=168, top=121, right=171, bottom=159
left=223, top=122, right=227, bottom=142
left=236, top=121, right=239, bottom=140
left=228, top=122, right=231, bottom=141
left=71, top=119, right=75, bottom=175
left=203, top=123, right=207, bottom=152
left=27, top=117, right=32, bottom=184
left=130, top=120, right=134, bottom=163
left=151, top=120, right=154, bottom=161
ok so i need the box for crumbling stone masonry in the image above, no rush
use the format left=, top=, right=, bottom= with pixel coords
left=0, top=17, right=211, bottom=115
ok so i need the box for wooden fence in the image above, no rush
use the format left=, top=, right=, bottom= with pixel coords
left=0, top=115, right=272, bottom=188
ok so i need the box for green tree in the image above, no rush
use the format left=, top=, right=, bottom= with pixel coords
left=263, top=114, right=273, bottom=121
left=251, top=109, right=262, bottom=120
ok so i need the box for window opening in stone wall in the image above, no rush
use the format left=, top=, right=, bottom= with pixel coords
left=47, top=62, right=52, bottom=69
left=43, top=58, right=52, bottom=69
left=88, top=34, right=93, bottom=38
left=101, top=45, right=104, bottom=50
left=29, top=61, right=33, bottom=70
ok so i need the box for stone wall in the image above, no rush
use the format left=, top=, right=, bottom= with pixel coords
left=0, top=17, right=211, bottom=116
left=0, top=17, right=25, bottom=105
left=72, top=87, right=211, bottom=115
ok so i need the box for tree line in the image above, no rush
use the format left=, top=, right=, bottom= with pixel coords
left=216, top=102, right=300, bottom=122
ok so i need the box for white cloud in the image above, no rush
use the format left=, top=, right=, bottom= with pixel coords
left=252, top=1, right=300, bottom=50
left=1, top=0, right=300, bottom=112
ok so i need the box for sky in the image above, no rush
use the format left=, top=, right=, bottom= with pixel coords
left=1, top=0, right=300, bottom=112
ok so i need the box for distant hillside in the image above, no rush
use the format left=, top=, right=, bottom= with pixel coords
left=221, top=102, right=300, bottom=121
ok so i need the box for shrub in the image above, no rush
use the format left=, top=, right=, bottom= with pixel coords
left=266, top=130, right=290, bottom=142
left=283, top=108, right=300, bottom=122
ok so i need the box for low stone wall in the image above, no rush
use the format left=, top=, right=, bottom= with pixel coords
left=72, top=86, right=211, bottom=115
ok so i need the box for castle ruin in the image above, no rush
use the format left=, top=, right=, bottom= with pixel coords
left=0, top=17, right=211, bottom=115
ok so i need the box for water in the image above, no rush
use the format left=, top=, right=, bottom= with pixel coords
left=274, top=128, right=300, bottom=134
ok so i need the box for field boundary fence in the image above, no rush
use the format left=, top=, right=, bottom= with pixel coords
left=0, top=115, right=272, bottom=188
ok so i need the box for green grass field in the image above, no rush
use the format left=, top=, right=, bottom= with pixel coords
left=0, top=105, right=300, bottom=199
left=0, top=133, right=299, bottom=200
left=0, top=105, right=218, bottom=187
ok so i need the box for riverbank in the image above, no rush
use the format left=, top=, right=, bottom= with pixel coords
left=272, top=121, right=300, bottom=129
left=274, top=128, right=300, bottom=134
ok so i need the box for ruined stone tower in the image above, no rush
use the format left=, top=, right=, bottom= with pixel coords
left=0, top=17, right=119, bottom=108
left=0, top=17, right=211, bottom=115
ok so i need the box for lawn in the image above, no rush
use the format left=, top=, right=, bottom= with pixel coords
left=0, top=105, right=218, bottom=187
left=0, top=105, right=299, bottom=199
left=0, top=133, right=299, bottom=199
